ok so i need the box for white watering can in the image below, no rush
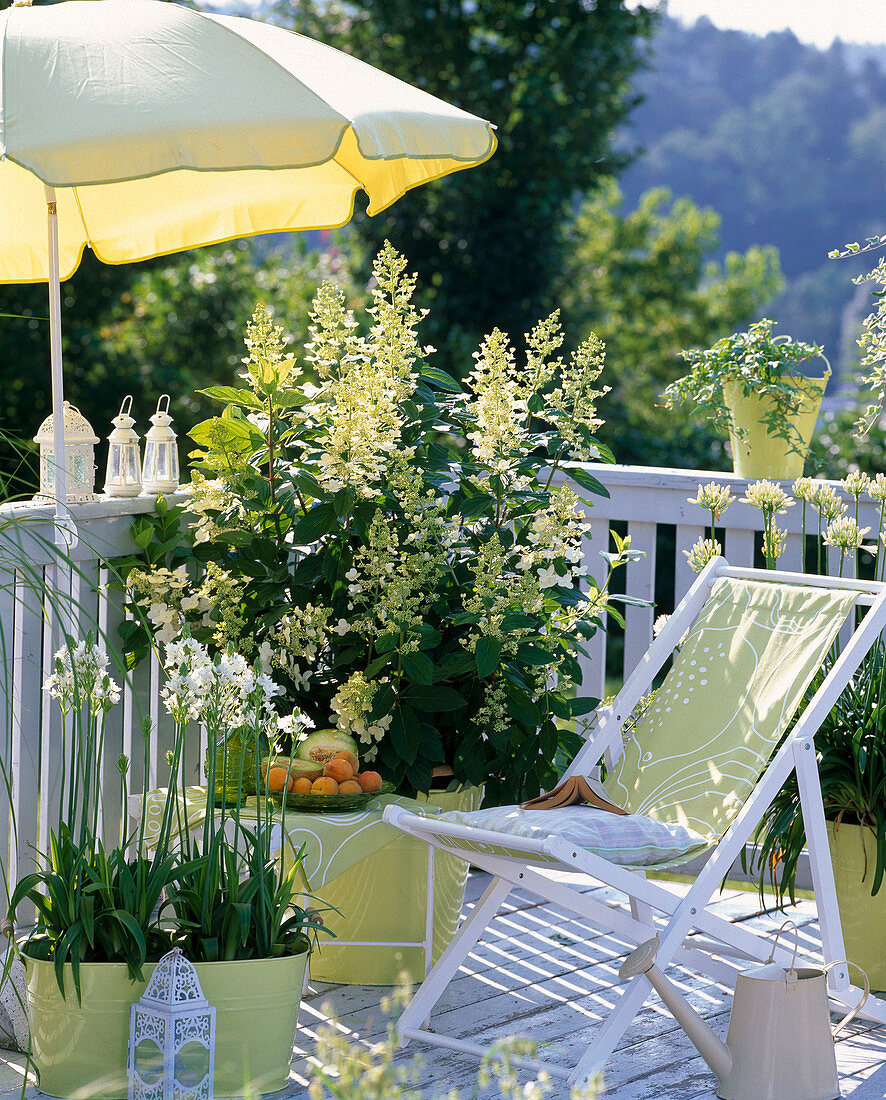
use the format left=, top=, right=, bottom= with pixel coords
left=619, top=922, right=869, bottom=1100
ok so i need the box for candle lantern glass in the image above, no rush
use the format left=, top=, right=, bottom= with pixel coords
left=128, top=948, right=215, bottom=1100
left=32, top=401, right=100, bottom=502
left=142, top=394, right=180, bottom=495
left=104, top=395, right=143, bottom=498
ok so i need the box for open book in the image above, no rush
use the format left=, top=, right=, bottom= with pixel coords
left=521, top=775, right=627, bottom=815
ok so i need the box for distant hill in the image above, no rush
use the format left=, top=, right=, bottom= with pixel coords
left=620, top=15, right=886, bottom=390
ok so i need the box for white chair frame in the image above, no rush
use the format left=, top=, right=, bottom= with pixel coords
left=383, top=558, right=886, bottom=1088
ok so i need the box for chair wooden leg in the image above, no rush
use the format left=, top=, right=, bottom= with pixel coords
left=396, top=874, right=514, bottom=1041
left=794, top=738, right=849, bottom=985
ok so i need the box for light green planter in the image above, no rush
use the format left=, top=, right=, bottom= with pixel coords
left=310, top=785, right=482, bottom=985
left=723, top=375, right=827, bottom=479
left=827, top=820, right=886, bottom=989
left=24, top=950, right=307, bottom=1099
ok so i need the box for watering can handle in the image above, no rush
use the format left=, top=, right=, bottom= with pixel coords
left=824, top=960, right=870, bottom=1038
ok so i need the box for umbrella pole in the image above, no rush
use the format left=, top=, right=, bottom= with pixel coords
left=44, top=185, right=76, bottom=549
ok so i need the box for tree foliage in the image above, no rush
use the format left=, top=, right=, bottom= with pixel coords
left=556, top=182, right=784, bottom=468
left=620, top=15, right=886, bottom=390
left=272, top=0, right=658, bottom=377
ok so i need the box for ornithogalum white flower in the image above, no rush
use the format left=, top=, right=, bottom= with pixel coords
left=44, top=640, right=121, bottom=715
left=683, top=537, right=722, bottom=574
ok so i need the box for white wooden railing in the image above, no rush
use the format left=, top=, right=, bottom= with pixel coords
left=1, top=465, right=875, bottom=886
left=0, top=492, right=192, bottom=895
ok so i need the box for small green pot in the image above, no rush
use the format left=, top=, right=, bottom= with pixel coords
left=24, top=950, right=307, bottom=1099
left=827, top=820, right=886, bottom=989
left=723, top=375, right=827, bottom=479
left=310, top=785, right=483, bottom=985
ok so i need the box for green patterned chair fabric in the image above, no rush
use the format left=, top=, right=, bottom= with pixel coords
left=604, top=576, right=857, bottom=841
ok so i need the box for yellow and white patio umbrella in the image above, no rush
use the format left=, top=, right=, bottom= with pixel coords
left=0, top=0, right=496, bottom=535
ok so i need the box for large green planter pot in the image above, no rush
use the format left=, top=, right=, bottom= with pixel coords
left=24, top=950, right=307, bottom=1099
left=310, top=785, right=482, bottom=985
left=827, top=820, right=886, bottom=989
left=723, top=375, right=827, bottom=479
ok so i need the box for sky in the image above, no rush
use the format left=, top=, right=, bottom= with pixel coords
left=663, top=0, right=886, bottom=48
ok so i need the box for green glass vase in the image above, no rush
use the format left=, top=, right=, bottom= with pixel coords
left=208, top=729, right=259, bottom=807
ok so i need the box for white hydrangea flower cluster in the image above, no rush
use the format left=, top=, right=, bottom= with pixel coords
left=129, top=562, right=249, bottom=652
left=241, top=303, right=296, bottom=393
left=330, top=671, right=392, bottom=760
left=128, top=564, right=192, bottom=643
left=44, top=640, right=121, bottom=715
left=463, top=534, right=545, bottom=654
left=188, top=470, right=247, bottom=544
left=270, top=603, right=332, bottom=690
left=472, top=678, right=509, bottom=744
left=523, top=486, right=587, bottom=589
left=305, top=245, right=426, bottom=495
left=466, top=328, right=526, bottom=469
left=544, top=333, right=609, bottom=461
left=345, top=476, right=450, bottom=647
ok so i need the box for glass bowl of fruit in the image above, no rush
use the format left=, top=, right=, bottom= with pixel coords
left=260, top=732, right=393, bottom=812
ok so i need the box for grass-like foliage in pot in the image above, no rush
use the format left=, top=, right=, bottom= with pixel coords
left=7, top=630, right=328, bottom=1001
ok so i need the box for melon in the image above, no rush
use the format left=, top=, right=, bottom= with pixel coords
left=296, top=729, right=360, bottom=765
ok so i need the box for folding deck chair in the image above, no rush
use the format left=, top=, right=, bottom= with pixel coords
left=383, top=558, right=886, bottom=1089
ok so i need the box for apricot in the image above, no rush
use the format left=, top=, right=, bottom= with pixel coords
left=324, top=758, right=355, bottom=784
left=311, top=776, right=340, bottom=796
left=291, top=777, right=313, bottom=795
left=338, top=779, right=363, bottom=796
left=334, top=750, right=360, bottom=772
left=266, top=767, right=291, bottom=793
left=356, top=771, right=383, bottom=793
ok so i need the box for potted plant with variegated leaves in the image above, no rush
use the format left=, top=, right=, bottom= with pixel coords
left=662, top=318, right=830, bottom=479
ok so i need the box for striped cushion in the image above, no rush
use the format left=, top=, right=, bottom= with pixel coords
left=438, top=805, right=710, bottom=867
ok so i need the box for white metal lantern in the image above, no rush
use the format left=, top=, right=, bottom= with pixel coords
left=128, top=948, right=215, bottom=1100
left=142, top=394, right=180, bottom=495
left=32, top=401, right=100, bottom=502
left=104, top=395, right=143, bottom=498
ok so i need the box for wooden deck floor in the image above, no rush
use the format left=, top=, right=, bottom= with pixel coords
left=3, top=869, right=886, bottom=1099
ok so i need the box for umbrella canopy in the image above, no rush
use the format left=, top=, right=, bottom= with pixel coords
left=0, top=0, right=496, bottom=283
left=0, top=0, right=495, bottom=531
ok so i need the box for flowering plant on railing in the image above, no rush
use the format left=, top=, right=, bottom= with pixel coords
left=683, top=474, right=885, bottom=578
left=122, top=244, right=638, bottom=803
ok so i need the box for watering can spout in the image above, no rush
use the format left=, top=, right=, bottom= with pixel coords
left=620, top=939, right=733, bottom=1084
